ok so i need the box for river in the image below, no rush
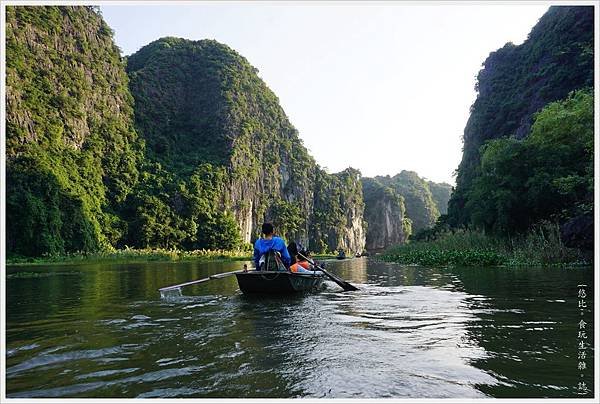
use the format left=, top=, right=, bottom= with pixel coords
left=5, top=258, right=594, bottom=398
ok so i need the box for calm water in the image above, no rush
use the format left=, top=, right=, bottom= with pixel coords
left=6, top=258, right=594, bottom=398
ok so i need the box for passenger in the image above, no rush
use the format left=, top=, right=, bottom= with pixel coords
left=289, top=252, right=311, bottom=272
left=290, top=249, right=323, bottom=274
left=253, top=222, right=291, bottom=270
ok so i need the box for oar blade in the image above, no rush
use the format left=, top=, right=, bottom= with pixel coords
left=340, top=281, right=359, bottom=291
left=322, top=269, right=359, bottom=291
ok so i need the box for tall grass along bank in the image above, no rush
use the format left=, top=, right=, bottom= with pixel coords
left=382, top=225, right=590, bottom=267
left=6, top=247, right=253, bottom=266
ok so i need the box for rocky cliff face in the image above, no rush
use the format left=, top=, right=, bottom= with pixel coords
left=6, top=6, right=142, bottom=256
left=7, top=9, right=366, bottom=257
left=372, top=171, right=439, bottom=233
left=127, top=37, right=365, bottom=253
left=362, top=178, right=410, bottom=251
left=448, top=6, right=594, bottom=227
left=311, top=168, right=366, bottom=253
left=428, top=181, right=452, bottom=215
left=361, top=172, right=450, bottom=250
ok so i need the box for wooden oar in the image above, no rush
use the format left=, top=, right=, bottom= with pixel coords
left=158, top=269, right=246, bottom=292
left=297, top=252, right=359, bottom=291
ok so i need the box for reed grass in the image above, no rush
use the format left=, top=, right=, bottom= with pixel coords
left=7, top=247, right=253, bottom=266
left=7, top=247, right=339, bottom=267
left=382, top=223, right=589, bottom=267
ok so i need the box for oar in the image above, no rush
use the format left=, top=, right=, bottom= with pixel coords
left=158, top=268, right=246, bottom=292
left=297, top=252, right=359, bottom=291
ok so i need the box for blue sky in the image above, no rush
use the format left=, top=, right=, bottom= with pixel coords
left=102, top=2, right=551, bottom=184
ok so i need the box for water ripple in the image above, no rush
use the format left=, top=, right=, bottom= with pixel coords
left=7, top=346, right=127, bottom=376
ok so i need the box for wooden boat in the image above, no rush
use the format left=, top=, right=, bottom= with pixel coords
left=235, top=270, right=324, bottom=294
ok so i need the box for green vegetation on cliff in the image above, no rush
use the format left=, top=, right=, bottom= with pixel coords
left=6, top=6, right=143, bottom=257
left=386, top=6, right=596, bottom=265
left=361, top=172, right=452, bottom=249
left=119, top=162, right=243, bottom=250
left=125, top=37, right=365, bottom=253
left=466, top=89, right=593, bottom=235
left=122, top=36, right=318, bottom=250
left=310, top=168, right=366, bottom=254
left=361, top=177, right=411, bottom=250
left=448, top=6, right=594, bottom=246
left=9, top=6, right=591, bottom=261
left=373, top=171, right=439, bottom=233
left=6, top=10, right=367, bottom=258
left=427, top=181, right=452, bottom=215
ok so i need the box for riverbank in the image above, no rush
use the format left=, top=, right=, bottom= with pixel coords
left=6, top=248, right=338, bottom=267
left=6, top=248, right=251, bottom=266
left=381, top=228, right=591, bottom=267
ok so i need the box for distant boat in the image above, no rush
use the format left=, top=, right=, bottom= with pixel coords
left=336, top=250, right=346, bottom=260
left=355, top=252, right=362, bottom=258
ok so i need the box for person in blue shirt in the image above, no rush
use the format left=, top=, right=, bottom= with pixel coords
left=253, top=222, right=291, bottom=269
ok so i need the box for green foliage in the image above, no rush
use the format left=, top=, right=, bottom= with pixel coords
left=362, top=177, right=405, bottom=215
left=362, top=177, right=411, bottom=248
left=373, top=171, right=439, bottom=232
left=125, top=37, right=322, bottom=251
left=270, top=200, right=305, bottom=240
left=127, top=38, right=233, bottom=171
left=383, top=223, right=587, bottom=267
left=427, top=182, right=452, bottom=215
left=121, top=162, right=244, bottom=251
left=384, top=248, right=505, bottom=267
left=310, top=168, right=366, bottom=253
left=6, top=6, right=142, bottom=257
left=7, top=247, right=252, bottom=266
left=465, top=89, right=593, bottom=235
left=7, top=14, right=367, bottom=257
left=411, top=214, right=450, bottom=242
left=449, top=6, right=594, bottom=232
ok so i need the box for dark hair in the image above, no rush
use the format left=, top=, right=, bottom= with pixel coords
left=261, top=222, right=274, bottom=235
left=287, top=242, right=298, bottom=256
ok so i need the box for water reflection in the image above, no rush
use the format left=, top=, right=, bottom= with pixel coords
left=333, top=256, right=368, bottom=283
left=6, top=259, right=594, bottom=398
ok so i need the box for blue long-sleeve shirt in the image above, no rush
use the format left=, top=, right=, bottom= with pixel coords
left=253, top=236, right=291, bottom=268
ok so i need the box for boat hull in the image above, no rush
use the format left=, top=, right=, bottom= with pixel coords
left=236, top=271, right=324, bottom=294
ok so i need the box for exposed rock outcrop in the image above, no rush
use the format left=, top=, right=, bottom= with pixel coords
left=448, top=6, right=594, bottom=230
left=6, top=6, right=142, bottom=256
left=561, top=213, right=594, bottom=251
left=428, top=181, right=452, bottom=215
left=127, top=37, right=366, bottom=253
left=7, top=9, right=367, bottom=257
left=362, top=178, right=410, bottom=251
left=371, top=171, right=439, bottom=233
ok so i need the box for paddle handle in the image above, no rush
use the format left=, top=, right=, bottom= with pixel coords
left=159, top=277, right=210, bottom=291
left=297, top=252, right=359, bottom=291
left=158, top=270, right=244, bottom=292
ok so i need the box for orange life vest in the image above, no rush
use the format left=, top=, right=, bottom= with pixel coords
left=290, top=260, right=311, bottom=273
